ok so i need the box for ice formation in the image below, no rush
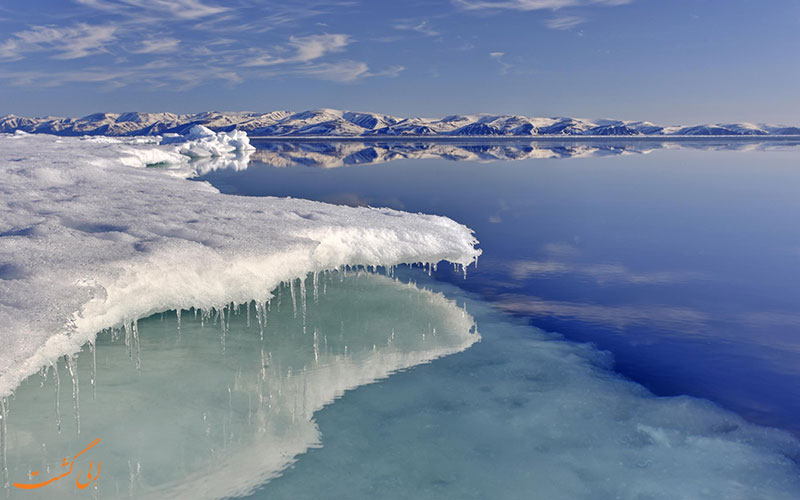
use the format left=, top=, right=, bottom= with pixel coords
left=0, top=131, right=480, bottom=399
left=160, top=125, right=255, bottom=159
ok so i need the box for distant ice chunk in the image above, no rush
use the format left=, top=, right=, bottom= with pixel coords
left=161, top=124, right=255, bottom=158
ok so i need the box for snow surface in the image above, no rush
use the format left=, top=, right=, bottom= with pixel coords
left=0, top=131, right=480, bottom=398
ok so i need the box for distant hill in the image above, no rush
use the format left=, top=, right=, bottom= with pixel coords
left=2, top=109, right=799, bottom=137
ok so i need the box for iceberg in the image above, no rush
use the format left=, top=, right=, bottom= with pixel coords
left=0, top=131, right=480, bottom=400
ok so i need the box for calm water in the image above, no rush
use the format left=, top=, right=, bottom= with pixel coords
left=4, top=140, right=800, bottom=499
left=201, top=140, right=800, bottom=436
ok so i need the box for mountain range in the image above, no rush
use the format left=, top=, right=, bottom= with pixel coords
left=3, top=109, right=800, bottom=137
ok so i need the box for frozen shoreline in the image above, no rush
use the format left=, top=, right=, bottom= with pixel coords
left=0, top=130, right=480, bottom=398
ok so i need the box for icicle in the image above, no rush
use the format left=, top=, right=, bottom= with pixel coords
left=312, top=271, right=319, bottom=303
left=313, top=329, right=319, bottom=363
left=89, top=340, right=96, bottom=401
left=299, top=276, right=307, bottom=327
left=260, top=348, right=267, bottom=382
left=128, top=461, right=141, bottom=498
left=246, top=301, right=251, bottom=328
left=65, top=354, right=80, bottom=434
left=289, top=279, right=297, bottom=319
left=123, top=321, right=131, bottom=357
left=220, top=307, right=227, bottom=353
left=254, top=301, right=264, bottom=340
left=52, top=361, right=61, bottom=433
left=176, top=309, right=182, bottom=332
left=132, top=320, right=141, bottom=371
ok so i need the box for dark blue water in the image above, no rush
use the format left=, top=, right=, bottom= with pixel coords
left=198, top=140, right=800, bottom=436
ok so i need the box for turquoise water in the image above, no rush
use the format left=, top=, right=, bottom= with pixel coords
left=1, top=273, right=478, bottom=499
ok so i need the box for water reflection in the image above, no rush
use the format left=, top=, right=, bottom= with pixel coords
left=197, top=143, right=800, bottom=436
left=1, top=273, right=478, bottom=499
left=240, top=139, right=800, bottom=169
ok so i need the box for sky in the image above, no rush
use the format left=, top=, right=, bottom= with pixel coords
left=0, top=0, right=798, bottom=124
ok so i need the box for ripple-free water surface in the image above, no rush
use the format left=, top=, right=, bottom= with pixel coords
left=200, top=140, right=800, bottom=436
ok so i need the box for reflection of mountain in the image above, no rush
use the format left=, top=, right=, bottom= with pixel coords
left=246, top=140, right=800, bottom=169
left=3, top=109, right=800, bottom=137
left=2, top=273, right=478, bottom=500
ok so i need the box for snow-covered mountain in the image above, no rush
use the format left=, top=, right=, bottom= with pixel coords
left=2, top=109, right=799, bottom=137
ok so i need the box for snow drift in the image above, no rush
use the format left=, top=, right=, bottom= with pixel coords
left=0, top=130, right=480, bottom=398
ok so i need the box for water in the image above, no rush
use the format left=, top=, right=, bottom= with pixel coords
left=0, top=273, right=478, bottom=499
left=200, top=140, right=800, bottom=436
left=4, top=140, right=800, bottom=499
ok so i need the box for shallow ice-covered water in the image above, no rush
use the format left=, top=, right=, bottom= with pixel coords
left=1, top=272, right=478, bottom=499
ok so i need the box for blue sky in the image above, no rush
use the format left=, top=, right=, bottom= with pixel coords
left=0, top=0, right=798, bottom=124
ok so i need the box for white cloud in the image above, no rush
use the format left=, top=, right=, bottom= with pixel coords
left=455, top=0, right=632, bottom=11
left=243, top=33, right=351, bottom=67
left=393, top=19, right=440, bottom=37
left=297, top=60, right=369, bottom=82
left=129, top=38, right=180, bottom=54
left=489, top=51, right=512, bottom=75
left=75, top=0, right=227, bottom=20
left=367, top=64, right=405, bottom=78
left=291, top=33, right=350, bottom=62
left=0, top=3, right=398, bottom=88
left=295, top=61, right=404, bottom=83
left=0, top=24, right=117, bottom=61
left=546, top=15, right=586, bottom=29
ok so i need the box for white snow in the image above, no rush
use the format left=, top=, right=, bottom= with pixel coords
left=0, top=131, right=480, bottom=398
left=160, top=124, right=255, bottom=158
